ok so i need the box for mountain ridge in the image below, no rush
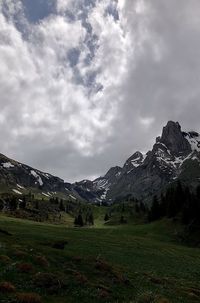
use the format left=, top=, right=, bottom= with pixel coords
left=1, top=121, right=200, bottom=204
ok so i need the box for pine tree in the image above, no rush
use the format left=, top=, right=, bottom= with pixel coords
left=120, top=215, right=127, bottom=224
left=104, top=213, right=109, bottom=221
left=59, top=199, right=65, bottom=211
left=74, top=216, right=78, bottom=226
left=9, top=197, right=17, bottom=211
left=20, top=196, right=26, bottom=209
left=148, top=195, right=161, bottom=222
left=35, top=200, right=39, bottom=210
left=76, top=214, right=84, bottom=227
left=140, top=202, right=146, bottom=213
left=135, top=203, right=140, bottom=213
left=88, top=213, right=94, bottom=225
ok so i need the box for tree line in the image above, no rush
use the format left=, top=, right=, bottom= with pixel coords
left=148, top=181, right=200, bottom=228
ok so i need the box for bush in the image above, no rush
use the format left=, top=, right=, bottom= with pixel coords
left=13, top=250, right=27, bottom=258
left=0, top=281, right=16, bottom=293
left=95, top=259, right=112, bottom=273
left=17, top=263, right=34, bottom=273
left=72, top=256, right=82, bottom=263
left=74, top=272, right=88, bottom=284
left=0, top=255, right=11, bottom=264
left=35, top=255, right=49, bottom=268
left=16, top=292, right=42, bottom=303
left=98, top=289, right=110, bottom=299
left=137, top=292, right=155, bottom=303
left=155, top=298, right=171, bottom=303
left=52, top=241, right=68, bottom=250
left=104, top=214, right=110, bottom=221
left=33, top=272, right=61, bottom=293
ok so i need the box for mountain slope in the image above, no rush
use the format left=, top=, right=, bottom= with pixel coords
left=77, top=121, right=200, bottom=203
left=0, top=153, right=80, bottom=201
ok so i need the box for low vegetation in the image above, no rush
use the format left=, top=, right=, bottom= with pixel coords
left=0, top=209, right=200, bottom=303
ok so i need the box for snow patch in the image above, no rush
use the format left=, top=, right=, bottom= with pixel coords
left=131, top=160, right=141, bottom=168
left=69, top=194, right=76, bottom=200
left=94, top=179, right=110, bottom=190
left=2, top=162, right=14, bottom=168
left=17, top=184, right=24, bottom=189
left=12, top=189, right=22, bottom=195
left=100, top=188, right=109, bottom=200
left=186, top=134, right=200, bottom=152
left=30, top=170, right=43, bottom=186
left=42, top=192, right=50, bottom=197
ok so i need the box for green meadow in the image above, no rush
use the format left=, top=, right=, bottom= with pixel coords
left=0, top=212, right=200, bottom=303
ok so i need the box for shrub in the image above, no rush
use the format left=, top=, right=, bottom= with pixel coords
left=155, top=298, right=171, bottom=303
left=98, top=289, right=110, bottom=299
left=16, top=292, right=42, bottom=303
left=35, top=255, right=49, bottom=268
left=0, top=255, right=11, bottom=264
left=137, top=292, right=155, bottom=303
left=72, top=256, right=82, bottom=263
left=104, top=214, right=110, bottom=221
left=13, top=250, right=27, bottom=258
left=95, top=259, right=112, bottom=272
left=74, top=272, right=88, bottom=284
left=17, top=263, right=34, bottom=273
left=52, top=241, right=68, bottom=250
left=0, top=281, right=16, bottom=293
left=33, top=272, right=61, bottom=293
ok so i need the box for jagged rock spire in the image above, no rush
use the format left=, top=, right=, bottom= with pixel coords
left=159, top=121, right=191, bottom=156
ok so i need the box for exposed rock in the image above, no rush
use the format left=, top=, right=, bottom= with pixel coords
left=159, top=121, right=191, bottom=156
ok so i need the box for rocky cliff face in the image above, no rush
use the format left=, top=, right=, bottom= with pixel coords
left=159, top=121, right=192, bottom=156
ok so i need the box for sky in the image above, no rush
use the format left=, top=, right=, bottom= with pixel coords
left=1, top=0, right=200, bottom=182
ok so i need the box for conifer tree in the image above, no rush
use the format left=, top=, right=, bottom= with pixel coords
left=148, top=195, right=161, bottom=222
left=59, top=199, right=65, bottom=211
left=104, top=213, right=109, bottom=221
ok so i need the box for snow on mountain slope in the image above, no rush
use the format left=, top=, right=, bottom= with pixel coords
left=185, top=131, right=200, bottom=152
left=30, top=170, right=43, bottom=186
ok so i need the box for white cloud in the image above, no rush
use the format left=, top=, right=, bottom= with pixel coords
left=0, top=0, right=131, bottom=179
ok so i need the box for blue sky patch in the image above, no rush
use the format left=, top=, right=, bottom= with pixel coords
left=22, top=0, right=56, bottom=23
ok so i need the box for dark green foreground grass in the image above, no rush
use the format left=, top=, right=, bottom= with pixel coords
left=0, top=215, right=200, bottom=303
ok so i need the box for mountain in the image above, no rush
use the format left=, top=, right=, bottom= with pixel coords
left=0, top=153, right=80, bottom=201
left=76, top=121, right=200, bottom=203
left=1, top=121, right=200, bottom=204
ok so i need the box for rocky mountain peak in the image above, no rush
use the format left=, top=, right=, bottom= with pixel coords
left=159, top=121, right=191, bottom=156
left=104, top=166, right=122, bottom=179
left=123, top=151, right=144, bottom=169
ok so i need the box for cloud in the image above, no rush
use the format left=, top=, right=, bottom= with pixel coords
left=0, top=0, right=130, bottom=180
left=1, top=0, right=200, bottom=182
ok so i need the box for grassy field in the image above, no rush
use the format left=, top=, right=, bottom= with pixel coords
left=0, top=213, right=200, bottom=303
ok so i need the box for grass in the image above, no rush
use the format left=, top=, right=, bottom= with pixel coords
left=0, top=214, right=200, bottom=302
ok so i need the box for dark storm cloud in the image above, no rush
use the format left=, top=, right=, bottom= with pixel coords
left=0, top=0, right=200, bottom=182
